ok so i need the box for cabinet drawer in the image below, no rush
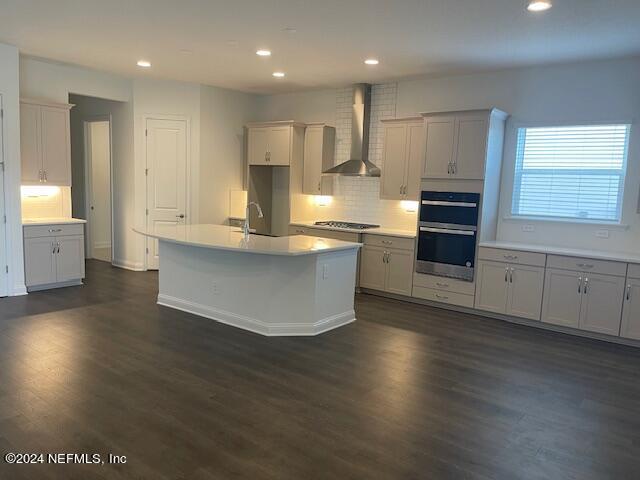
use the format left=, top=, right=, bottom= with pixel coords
left=628, top=264, right=640, bottom=280
left=364, top=234, right=415, bottom=252
left=24, top=223, right=84, bottom=239
left=413, top=272, right=475, bottom=295
left=547, top=255, right=627, bottom=277
left=478, top=247, right=546, bottom=267
left=412, top=286, right=475, bottom=308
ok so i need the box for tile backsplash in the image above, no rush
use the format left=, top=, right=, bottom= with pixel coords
left=21, top=186, right=72, bottom=219
left=315, top=83, right=419, bottom=231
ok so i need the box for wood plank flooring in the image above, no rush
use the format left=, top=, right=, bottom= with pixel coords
left=1, top=260, right=640, bottom=479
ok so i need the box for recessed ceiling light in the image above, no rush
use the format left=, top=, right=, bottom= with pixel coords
left=256, top=49, right=272, bottom=57
left=272, top=71, right=285, bottom=78
left=364, top=58, right=379, bottom=65
left=526, top=0, right=552, bottom=12
left=137, top=60, right=151, bottom=68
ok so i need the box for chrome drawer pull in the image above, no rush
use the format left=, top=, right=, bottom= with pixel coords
left=435, top=282, right=450, bottom=288
left=435, top=294, right=449, bottom=300
left=48, top=228, right=63, bottom=233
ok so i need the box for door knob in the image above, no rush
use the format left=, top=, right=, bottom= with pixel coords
left=176, top=214, right=185, bottom=219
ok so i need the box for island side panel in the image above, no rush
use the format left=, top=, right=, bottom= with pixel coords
left=156, top=240, right=357, bottom=336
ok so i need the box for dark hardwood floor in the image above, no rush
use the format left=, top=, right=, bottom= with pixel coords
left=1, top=260, right=640, bottom=479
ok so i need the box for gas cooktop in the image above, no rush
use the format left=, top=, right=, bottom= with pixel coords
left=314, top=221, right=380, bottom=230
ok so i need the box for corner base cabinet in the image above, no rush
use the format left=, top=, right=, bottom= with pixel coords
left=24, top=223, right=85, bottom=291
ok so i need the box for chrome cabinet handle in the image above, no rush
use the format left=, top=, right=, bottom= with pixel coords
left=435, top=282, right=449, bottom=288
left=381, top=240, right=393, bottom=245
left=52, top=242, right=56, bottom=254
left=435, top=293, right=449, bottom=300
left=577, top=263, right=594, bottom=269
left=43, top=170, right=48, bottom=182
left=509, top=268, right=514, bottom=283
left=57, top=242, right=60, bottom=254
left=627, top=284, right=632, bottom=301
left=505, top=268, right=509, bottom=283
left=578, top=276, right=583, bottom=294
left=584, top=277, right=589, bottom=294
left=39, top=170, right=43, bottom=182
left=48, top=228, right=62, bottom=233
left=317, top=181, right=321, bottom=191
left=503, top=254, right=519, bottom=260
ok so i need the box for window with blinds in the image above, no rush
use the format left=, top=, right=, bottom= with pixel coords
left=511, top=124, right=630, bottom=222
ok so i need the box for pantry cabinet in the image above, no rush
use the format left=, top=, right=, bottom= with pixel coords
left=247, top=122, right=304, bottom=166
left=359, top=234, right=414, bottom=297
left=422, top=109, right=507, bottom=180
left=380, top=117, right=424, bottom=200
left=302, top=124, right=335, bottom=195
left=20, top=99, right=73, bottom=186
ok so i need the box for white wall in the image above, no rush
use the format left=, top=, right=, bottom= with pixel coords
left=256, top=57, right=640, bottom=251
left=0, top=43, right=25, bottom=295
left=199, top=84, right=258, bottom=224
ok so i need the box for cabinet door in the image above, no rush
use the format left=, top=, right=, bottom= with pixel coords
left=24, top=237, right=56, bottom=287
left=474, top=260, right=509, bottom=314
left=453, top=115, right=487, bottom=180
left=507, top=265, right=544, bottom=321
left=247, top=127, right=269, bottom=165
left=579, top=273, right=624, bottom=336
left=20, top=103, right=42, bottom=184
left=542, top=269, right=582, bottom=328
left=40, top=106, right=71, bottom=185
left=359, top=245, right=387, bottom=291
left=303, top=127, right=324, bottom=194
left=268, top=126, right=291, bottom=166
left=404, top=122, right=425, bottom=200
left=380, top=123, right=407, bottom=200
left=56, top=235, right=85, bottom=282
left=423, top=117, right=456, bottom=178
left=386, top=249, right=414, bottom=296
left=621, top=279, right=640, bottom=340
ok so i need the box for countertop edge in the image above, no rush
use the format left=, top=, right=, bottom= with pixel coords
left=23, top=218, right=87, bottom=226
left=479, top=241, right=640, bottom=264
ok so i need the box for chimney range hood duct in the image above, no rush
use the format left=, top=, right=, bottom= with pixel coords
left=323, top=83, right=381, bottom=177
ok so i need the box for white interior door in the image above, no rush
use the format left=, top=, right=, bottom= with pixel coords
left=146, top=118, right=188, bottom=270
left=0, top=94, right=7, bottom=296
left=85, top=120, right=112, bottom=262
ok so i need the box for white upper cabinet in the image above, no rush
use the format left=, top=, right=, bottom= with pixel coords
left=380, top=118, right=424, bottom=201
left=247, top=123, right=299, bottom=166
left=20, top=99, right=73, bottom=186
left=303, top=124, right=335, bottom=195
left=423, top=116, right=456, bottom=178
left=422, top=110, right=506, bottom=180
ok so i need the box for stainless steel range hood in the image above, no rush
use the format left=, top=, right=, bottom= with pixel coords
left=323, top=83, right=381, bottom=177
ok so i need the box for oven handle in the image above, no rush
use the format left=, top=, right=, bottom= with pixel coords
left=421, top=200, right=477, bottom=208
left=419, top=226, right=476, bottom=236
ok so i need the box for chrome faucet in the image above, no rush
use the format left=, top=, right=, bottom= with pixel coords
left=243, top=202, right=264, bottom=240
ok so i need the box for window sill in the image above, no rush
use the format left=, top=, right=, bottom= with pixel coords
left=502, top=216, right=630, bottom=230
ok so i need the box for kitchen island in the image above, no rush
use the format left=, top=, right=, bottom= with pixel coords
left=134, top=224, right=362, bottom=336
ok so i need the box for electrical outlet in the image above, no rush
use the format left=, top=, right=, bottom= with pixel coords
left=522, top=224, right=535, bottom=233
left=595, top=229, right=610, bottom=239
left=322, top=264, right=329, bottom=280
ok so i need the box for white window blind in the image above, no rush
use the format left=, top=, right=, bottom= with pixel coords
left=511, top=124, right=630, bottom=222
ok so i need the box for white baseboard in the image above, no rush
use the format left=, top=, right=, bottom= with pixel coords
left=112, top=259, right=145, bottom=271
left=27, top=279, right=83, bottom=292
left=11, top=283, right=28, bottom=296
left=157, top=293, right=355, bottom=337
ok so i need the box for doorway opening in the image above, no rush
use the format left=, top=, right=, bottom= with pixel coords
left=84, top=119, right=112, bottom=262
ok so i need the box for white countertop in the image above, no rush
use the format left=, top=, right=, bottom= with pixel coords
left=479, top=240, right=640, bottom=264
left=290, top=221, right=416, bottom=239
left=23, top=217, right=87, bottom=226
left=134, top=224, right=362, bottom=256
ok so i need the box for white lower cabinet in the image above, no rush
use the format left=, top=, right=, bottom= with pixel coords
left=360, top=235, right=415, bottom=296
left=621, top=278, right=640, bottom=340
left=475, top=260, right=544, bottom=321
left=542, top=268, right=625, bottom=336
left=24, top=224, right=85, bottom=290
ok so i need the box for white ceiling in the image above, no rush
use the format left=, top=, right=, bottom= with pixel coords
left=1, top=0, right=639, bottom=94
